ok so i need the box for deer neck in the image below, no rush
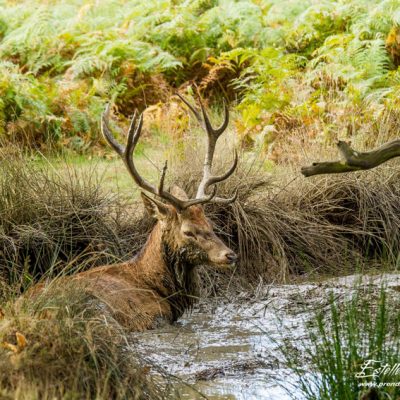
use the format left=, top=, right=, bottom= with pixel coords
left=134, top=222, right=198, bottom=319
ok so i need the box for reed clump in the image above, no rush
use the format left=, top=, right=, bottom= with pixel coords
left=0, top=283, right=162, bottom=400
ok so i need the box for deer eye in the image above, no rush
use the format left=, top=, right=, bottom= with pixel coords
left=183, top=231, right=196, bottom=239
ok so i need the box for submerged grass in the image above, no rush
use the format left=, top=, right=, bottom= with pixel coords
left=282, top=283, right=400, bottom=400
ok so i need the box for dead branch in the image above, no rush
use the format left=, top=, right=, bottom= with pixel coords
left=301, top=140, right=400, bottom=177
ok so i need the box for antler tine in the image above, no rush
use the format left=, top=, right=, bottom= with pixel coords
left=212, top=188, right=238, bottom=204
left=101, top=104, right=125, bottom=156
left=180, top=185, right=218, bottom=208
left=205, top=149, right=238, bottom=187
left=176, top=93, right=202, bottom=125
left=176, top=92, right=229, bottom=138
left=126, top=109, right=140, bottom=150
left=123, top=111, right=159, bottom=194
left=197, top=96, right=229, bottom=138
left=158, top=161, right=168, bottom=195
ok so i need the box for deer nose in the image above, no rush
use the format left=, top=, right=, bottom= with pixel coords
left=224, top=251, right=238, bottom=265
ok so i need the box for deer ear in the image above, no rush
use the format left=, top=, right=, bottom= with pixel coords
left=141, top=192, right=170, bottom=219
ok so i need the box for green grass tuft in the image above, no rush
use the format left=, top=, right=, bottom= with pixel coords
left=282, top=282, right=400, bottom=400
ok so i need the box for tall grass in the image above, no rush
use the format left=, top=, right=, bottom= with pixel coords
left=170, top=133, right=400, bottom=282
left=0, top=284, right=163, bottom=400
left=0, top=150, right=153, bottom=294
left=282, top=283, right=400, bottom=399
left=0, top=152, right=162, bottom=398
left=2, top=145, right=400, bottom=291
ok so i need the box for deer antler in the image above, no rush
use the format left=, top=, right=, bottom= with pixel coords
left=176, top=92, right=238, bottom=204
left=101, top=104, right=218, bottom=211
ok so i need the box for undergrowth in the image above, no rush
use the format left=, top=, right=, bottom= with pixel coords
left=0, top=0, right=399, bottom=156
left=0, top=151, right=152, bottom=294
left=2, top=147, right=400, bottom=292
left=282, top=283, right=400, bottom=399
left=0, top=284, right=163, bottom=400
left=170, top=133, right=400, bottom=282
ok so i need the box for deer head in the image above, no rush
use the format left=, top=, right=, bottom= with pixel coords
left=101, top=93, right=238, bottom=269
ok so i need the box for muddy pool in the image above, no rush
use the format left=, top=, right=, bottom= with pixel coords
left=129, top=274, right=400, bottom=400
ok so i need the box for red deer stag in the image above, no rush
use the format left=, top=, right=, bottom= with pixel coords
left=30, top=94, right=238, bottom=331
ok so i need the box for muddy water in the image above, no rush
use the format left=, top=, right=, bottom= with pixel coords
left=129, top=274, right=400, bottom=400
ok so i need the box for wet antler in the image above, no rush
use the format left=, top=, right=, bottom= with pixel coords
left=177, top=92, right=238, bottom=204
left=101, top=95, right=237, bottom=210
left=301, top=140, right=400, bottom=177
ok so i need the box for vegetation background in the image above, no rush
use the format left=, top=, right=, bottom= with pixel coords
left=0, top=0, right=399, bottom=158
left=0, top=1, right=400, bottom=399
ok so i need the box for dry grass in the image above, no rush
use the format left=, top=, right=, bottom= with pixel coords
left=2, top=141, right=400, bottom=290
left=169, top=133, right=400, bottom=283
left=0, top=284, right=162, bottom=400
left=1, top=138, right=400, bottom=397
left=0, top=151, right=153, bottom=294
left=212, top=168, right=400, bottom=280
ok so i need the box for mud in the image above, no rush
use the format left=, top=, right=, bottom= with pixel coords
left=129, top=274, right=400, bottom=400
